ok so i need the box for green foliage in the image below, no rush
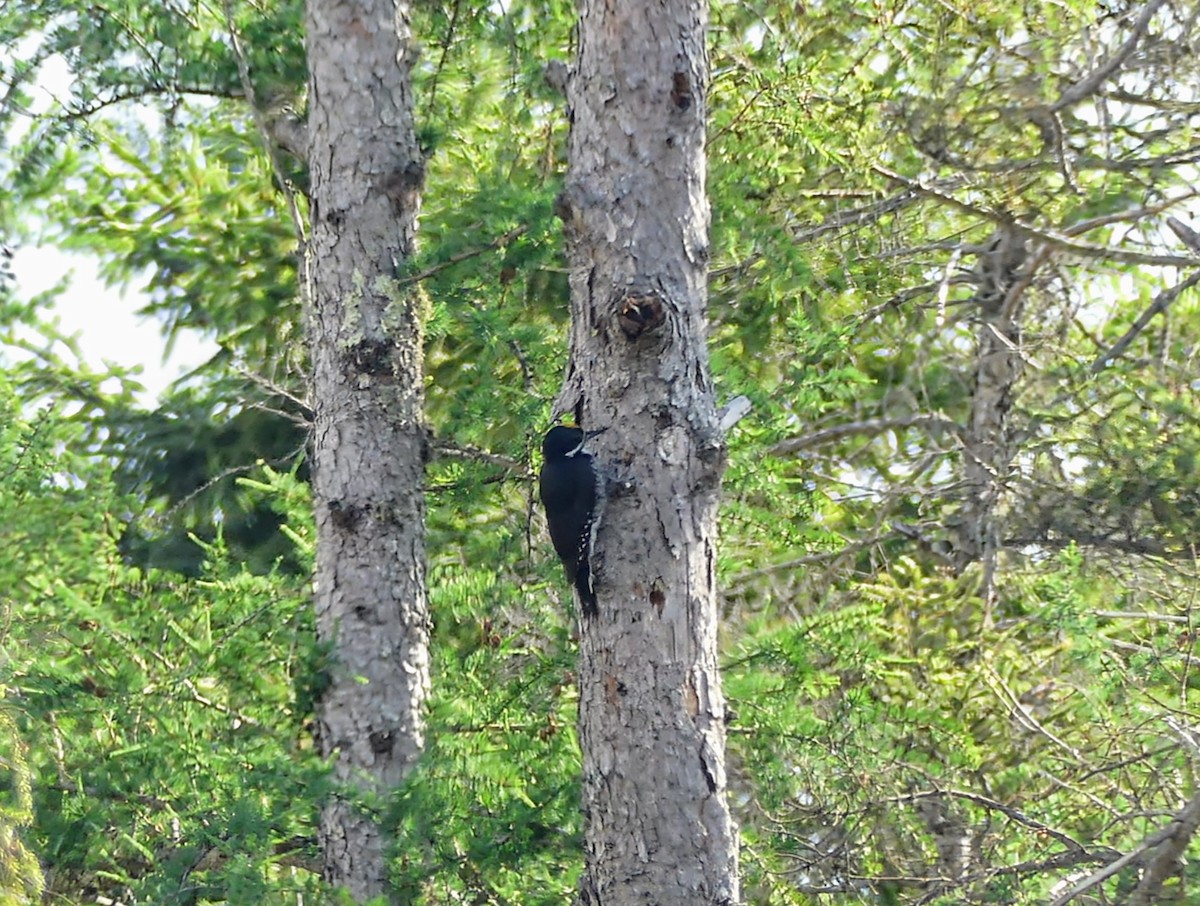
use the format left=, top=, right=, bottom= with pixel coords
left=729, top=546, right=1200, bottom=903
left=0, top=678, right=43, bottom=904
left=4, top=0, right=1200, bottom=902
left=0, top=377, right=326, bottom=903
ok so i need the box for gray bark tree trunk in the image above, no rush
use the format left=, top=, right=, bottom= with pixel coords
left=305, top=0, right=429, bottom=899
left=955, top=226, right=1028, bottom=620
left=557, top=0, right=740, bottom=902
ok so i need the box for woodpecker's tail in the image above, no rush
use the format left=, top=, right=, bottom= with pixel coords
left=575, top=563, right=598, bottom=619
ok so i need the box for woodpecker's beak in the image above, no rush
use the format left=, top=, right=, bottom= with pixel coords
left=565, top=426, right=607, bottom=457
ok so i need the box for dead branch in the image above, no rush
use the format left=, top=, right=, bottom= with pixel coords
left=871, top=165, right=1200, bottom=269
left=1168, top=216, right=1200, bottom=254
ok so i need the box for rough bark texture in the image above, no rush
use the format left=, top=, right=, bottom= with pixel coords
left=558, top=0, right=739, bottom=902
left=305, top=0, right=429, bottom=899
left=955, top=226, right=1027, bottom=617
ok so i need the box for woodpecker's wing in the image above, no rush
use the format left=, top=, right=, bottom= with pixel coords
left=538, top=465, right=596, bottom=583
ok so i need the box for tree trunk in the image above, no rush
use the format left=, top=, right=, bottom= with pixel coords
left=557, top=0, right=739, bottom=902
left=304, top=0, right=429, bottom=899
left=956, top=226, right=1028, bottom=620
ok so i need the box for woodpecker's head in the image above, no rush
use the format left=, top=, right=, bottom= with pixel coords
left=542, top=424, right=603, bottom=460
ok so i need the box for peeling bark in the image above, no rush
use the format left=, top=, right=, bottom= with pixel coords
left=305, top=0, right=429, bottom=899
left=560, top=0, right=739, bottom=902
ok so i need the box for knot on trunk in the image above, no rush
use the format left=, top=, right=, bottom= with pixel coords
left=670, top=71, right=694, bottom=111
left=379, top=159, right=425, bottom=213
left=346, top=337, right=394, bottom=376
left=616, top=288, right=666, bottom=339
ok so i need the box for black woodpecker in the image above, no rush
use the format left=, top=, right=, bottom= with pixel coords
left=539, top=425, right=605, bottom=618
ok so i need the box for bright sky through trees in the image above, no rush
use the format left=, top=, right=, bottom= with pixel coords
left=10, top=245, right=218, bottom=401
left=6, top=47, right=218, bottom=403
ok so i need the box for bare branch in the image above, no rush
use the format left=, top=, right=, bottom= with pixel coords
left=1005, top=531, right=1177, bottom=558
left=1049, top=785, right=1200, bottom=906
left=871, top=166, right=1200, bottom=268
left=398, top=224, right=529, bottom=286
left=431, top=440, right=526, bottom=473
left=1064, top=193, right=1200, bottom=239
left=789, top=186, right=932, bottom=246
left=56, top=84, right=244, bottom=123
left=1051, top=0, right=1170, bottom=112
left=773, top=414, right=966, bottom=455
left=723, top=536, right=889, bottom=591
left=1089, top=269, right=1200, bottom=373
left=234, top=365, right=312, bottom=418
left=220, top=0, right=307, bottom=243
left=1168, top=216, right=1200, bottom=254
left=986, top=666, right=1083, bottom=762
left=1093, top=610, right=1191, bottom=625
left=896, top=789, right=1094, bottom=856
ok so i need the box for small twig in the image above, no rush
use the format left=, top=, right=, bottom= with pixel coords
left=431, top=440, right=525, bottom=472
left=709, top=252, right=763, bottom=281
left=147, top=445, right=308, bottom=528
left=234, top=365, right=312, bottom=418
left=398, top=224, right=529, bottom=286
left=509, top=339, right=535, bottom=394
left=790, top=186, right=925, bottom=246
left=1093, top=610, right=1190, bottom=624
left=984, top=666, right=1082, bottom=761
left=426, top=470, right=526, bottom=493
left=723, top=535, right=896, bottom=594
left=423, top=0, right=463, bottom=120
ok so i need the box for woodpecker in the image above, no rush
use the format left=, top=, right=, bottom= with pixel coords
left=539, top=424, right=605, bottom=618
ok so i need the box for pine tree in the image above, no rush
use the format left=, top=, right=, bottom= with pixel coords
left=558, top=0, right=740, bottom=901
left=305, top=0, right=430, bottom=897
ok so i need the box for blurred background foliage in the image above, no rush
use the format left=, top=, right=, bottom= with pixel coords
left=3, top=0, right=1200, bottom=902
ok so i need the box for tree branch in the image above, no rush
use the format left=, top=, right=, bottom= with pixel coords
left=1048, top=785, right=1200, bottom=906
left=896, top=789, right=1096, bottom=856
left=1051, top=0, right=1169, bottom=112
left=1168, top=216, right=1200, bottom=254
left=1089, top=269, right=1200, bottom=373
left=772, top=414, right=966, bottom=455
left=398, top=224, right=529, bottom=286
left=871, top=165, right=1200, bottom=269
left=220, top=0, right=307, bottom=243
